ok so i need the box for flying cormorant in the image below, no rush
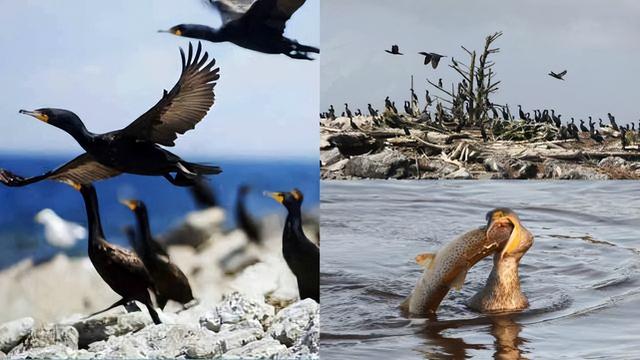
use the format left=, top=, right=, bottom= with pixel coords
left=160, top=0, right=319, bottom=60
left=0, top=43, right=220, bottom=188
left=548, top=70, right=567, bottom=80
left=385, top=44, right=403, bottom=55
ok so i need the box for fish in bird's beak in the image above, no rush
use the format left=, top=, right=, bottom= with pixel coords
left=487, top=209, right=525, bottom=259
left=119, top=199, right=138, bottom=211
left=19, top=109, right=48, bottom=123
left=264, top=191, right=285, bottom=204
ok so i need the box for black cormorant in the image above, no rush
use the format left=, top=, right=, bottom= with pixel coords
left=548, top=70, right=567, bottom=80
left=189, top=176, right=219, bottom=209
left=608, top=113, right=620, bottom=131
left=265, top=189, right=319, bottom=302
left=121, top=199, right=195, bottom=309
left=0, top=43, right=220, bottom=188
left=160, top=0, right=319, bottom=60
left=73, top=183, right=160, bottom=324
left=580, top=120, right=589, bottom=132
left=344, top=103, right=353, bottom=118
left=518, top=105, right=525, bottom=120
left=418, top=52, right=446, bottom=68
left=236, top=185, right=261, bottom=244
left=385, top=44, right=403, bottom=55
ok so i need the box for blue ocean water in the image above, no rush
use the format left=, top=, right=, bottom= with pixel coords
left=0, top=154, right=319, bottom=270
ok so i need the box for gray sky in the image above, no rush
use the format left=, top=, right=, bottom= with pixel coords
left=0, top=0, right=319, bottom=158
left=321, top=0, right=640, bottom=125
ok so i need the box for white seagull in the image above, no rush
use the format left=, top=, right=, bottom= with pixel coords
left=35, top=209, right=87, bottom=249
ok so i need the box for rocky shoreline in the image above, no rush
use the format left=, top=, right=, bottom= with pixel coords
left=0, top=207, right=319, bottom=359
left=321, top=116, right=640, bottom=180
left=0, top=293, right=318, bottom=359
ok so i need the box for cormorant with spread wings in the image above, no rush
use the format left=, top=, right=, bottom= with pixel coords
left=160, top=0, right=319, bottom=60
left=0, top=42, right=221, bottom=188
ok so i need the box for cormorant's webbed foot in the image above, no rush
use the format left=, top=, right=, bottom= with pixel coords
left=286, top=50, right=315, bottom=61
left=164, top=173, right=197, bottom=187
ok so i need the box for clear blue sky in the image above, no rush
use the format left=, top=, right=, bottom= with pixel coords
left=321, top=0, right=640, bottom=126
left=0, top=0, right=319, bottom=159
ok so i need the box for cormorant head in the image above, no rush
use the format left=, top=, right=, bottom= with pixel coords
left=159, top=24, right=219, bottom=40
left=19, top=108, right=84, bottom=134
left=486, top=208, right=533, bottom=260
left=120, top=199, right=147, bottom=214
left=265, top=188, right=304, bottom=210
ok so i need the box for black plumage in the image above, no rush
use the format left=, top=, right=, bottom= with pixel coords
left=74, top=183, right=160, bottom=324
left=236, top=185, right=261, bottom=244
left=266, top=189, right=319, bottom=302
left=122, top=200, right=195, bottom=309
left=548, top=70, right=567, bottom=80
left=385, top=44, right=403, bottom=55
left=161, top=0, right=319, bottom=60
left=0, top=43, right=220, bottom=188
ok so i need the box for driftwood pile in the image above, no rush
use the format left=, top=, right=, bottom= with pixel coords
left=320, top=115, right=640, bottom=180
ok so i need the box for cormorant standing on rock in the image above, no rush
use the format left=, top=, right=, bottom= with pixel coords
left=621, top=127, right=628, bottom=149
left=265, top=189, right=319, bottom=302
left=121, top=199, right=194, bottom=309
left=189, top=176, right=218, bottom=209
left=518, top=105, right=525, bottom=120
left=73, top=183, right=160, bottom=324
left=368, top=103, right=378, bottom=118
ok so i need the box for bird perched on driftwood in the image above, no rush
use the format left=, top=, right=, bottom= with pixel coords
left=160, top=0, right=319, bottom=60
left=385, top=44, right=403, bottom=55
left=548, top=70, right=567, bottom=80
left=418, top=52, right=446, bottom=68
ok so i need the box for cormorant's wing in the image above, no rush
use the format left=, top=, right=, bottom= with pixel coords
left=205, top=0, right=255, bottom=25
left=431, top=56, right=441, bottom=69
left=121, top=42, right=220, bottom=147
left=558, top=70, right=567, bottom=77
left=242, top=0, right=307, bottom=33
left=0, top=153, right=121, bottom=187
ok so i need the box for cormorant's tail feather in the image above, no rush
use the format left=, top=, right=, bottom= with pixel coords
left=183, top=162, right=222, bottom=176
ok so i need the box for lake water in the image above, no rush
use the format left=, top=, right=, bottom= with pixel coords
left=321, top=180, right=640, bottom=359
left=0, top=155, right=319, bottom=270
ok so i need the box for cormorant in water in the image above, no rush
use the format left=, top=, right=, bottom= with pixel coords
left=189, top=176, right=219, bottom=209
left=160, top=0, right=319, bottom=60
left=122, top=199, right=195, bottom=309
left=73, top=183, right=160, bottom=324
left=0, top=43, right=220, bottom=188
left=548, top=70, right=567, bottom=80
left=385, top=44, right=403, bottom=55
left=265, top=189, right=319, bottom=302
left=418, top=52, right=446, bottom=68
left=236, top=185, right=261, bottom=244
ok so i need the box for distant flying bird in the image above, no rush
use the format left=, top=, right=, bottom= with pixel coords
left=385, top=45, right=403, bottom=55
left=35, top=209, right=86, bottom=249
left=548, top=70, right=567, bottom=80
left=160, top=0, right=319, bottom=60
left=418, top=52, right=446, bottom=68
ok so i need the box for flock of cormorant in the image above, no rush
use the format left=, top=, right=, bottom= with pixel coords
left=0, top=0, right=319, bottom=325
left=320, top=42, right=637, bottom=150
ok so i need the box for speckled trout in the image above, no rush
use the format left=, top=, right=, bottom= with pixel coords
left=401, top=209, right=519, bottom=316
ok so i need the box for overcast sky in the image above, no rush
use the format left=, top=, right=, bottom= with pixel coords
left=0, top=0, right=319, bottom=159
left=321, top=0, right=640, bottom=125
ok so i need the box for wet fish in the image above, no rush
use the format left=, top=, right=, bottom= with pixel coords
left=401, top=209, right=516, bottom=316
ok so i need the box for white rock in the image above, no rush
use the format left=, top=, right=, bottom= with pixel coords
left=68, top=307, right=152, bottom=348
left=200, top=292, right=274, bottom=332
left=268, top=299, right=319, bottom=347
left=224, top=338, right=288, bottom=359
left=0, top=317, right=34, bottom=353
